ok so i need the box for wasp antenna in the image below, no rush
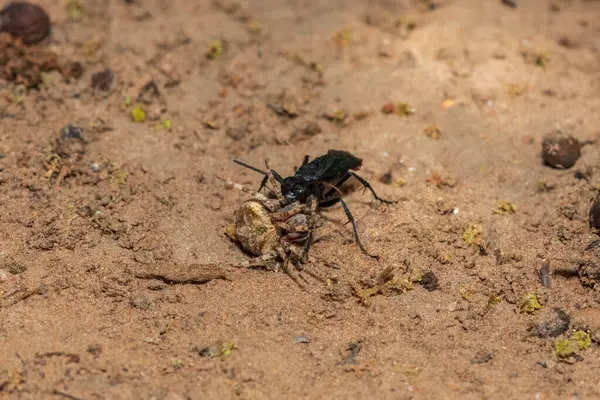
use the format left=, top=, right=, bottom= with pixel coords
left=233, top=159, right=268, bottom=176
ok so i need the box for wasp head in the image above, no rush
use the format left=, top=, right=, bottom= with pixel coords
left=281, top=177, right=308, bottom=203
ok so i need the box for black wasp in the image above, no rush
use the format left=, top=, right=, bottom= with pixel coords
left=233, top=149, right=397, bottom=259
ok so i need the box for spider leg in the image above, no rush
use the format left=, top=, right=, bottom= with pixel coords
left=240, top=250, right=279, bottom=270
left=271, top=201, right=307, bottom=221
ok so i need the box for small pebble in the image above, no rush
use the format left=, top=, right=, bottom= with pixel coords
left=529, top=308, right=570, bottom=338
left=589, top=192, right=600, bottom=232
left=0, top=2, right=51, bottom=44
left=541, top=131, right=581, bottom=169
left=420, top=271, right=438, bottom=291
left=91, top=68, right=115, bottom=91
left=295, top=336, right=310, bottom=344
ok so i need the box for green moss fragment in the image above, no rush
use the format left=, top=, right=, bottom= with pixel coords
left=324, top=109, right=347, bottom=124
left=494, top=200, right=516, bottom=215
left=247, top=19, right=263, bottom=34
left=160, top=119, right=172, bottom=130
left=488, top=294, right=502, bottom=307
left=198, top=340, right=235, bottom=359
left=130, top=105, right=146, bottom=123
left=206, top=40, right=224, bottom=60
left=65, top=0, right=84, bottom=21
left=462, top=224, right=481, bottom=245
left=520, top=293, right=542, bottom=314
left=554, top=337, right=575, bottom=358
left=396, top=102, right=415, bottom=116
left=573, top=330, right=591, bottom=350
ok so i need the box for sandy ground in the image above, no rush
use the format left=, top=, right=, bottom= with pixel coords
left=2, top=0, right=600, bottom=399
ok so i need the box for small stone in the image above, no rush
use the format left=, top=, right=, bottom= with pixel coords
left=379, top=171, right=393, bottom=185
left=129, top=295, right=151, bottom=310
left=529, top=308, right=570, bottom=338
left=541, top=131, right=581, bottom=169
left=589, top=192, right=600, bottom=232
left=420, top=271, right=438, bottom=291
left=6, top=259, right=26, bottom=275
left=91, top=68, right=115, bottom=91
left=295, top=336, right=310, bottom=344
left=87, top=344, right=102, bottom=357
left=226, top=121, right=248, bottom=141
left=471, top=350, right=493, bottom=364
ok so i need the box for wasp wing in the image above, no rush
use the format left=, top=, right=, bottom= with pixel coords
left=295, top=150, right=362, bottom=183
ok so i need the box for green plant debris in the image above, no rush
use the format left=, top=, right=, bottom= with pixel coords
left=247, top=19, right=263, bottom=34
left=520, top=293, right=542, bottom=314
left=460, top=288, right=473, bottom=300
left=332, top=28, right=352, bottom=48
left=494, top=200, right=516, bottom=215
left=324, top=109, right=347, bottom=124
left=206, top=40, right=224, bottom=60
left=462, top=224, right=481, bottom=245
left=573, top=330, right=591, bottom=350
left=198, top=340, right=235, bottom=359
left=534, top=181, right=555, bottom=193
left=310, top=61, right=324, bottom=74
left=554, top=337, right=575, bottom=358
left=392, top=178, right=407, bottom=188
left=381, top=102, right=415, bottom=116
left=108, top=162, right=128, bottom=185
left=110, top=170, right=128, bottom=186
left=488, top=294, right=502, bottom=307
left=395, top=16, right=416, bottom=31
left=398, top=364, right=422, bottom=376
left=554, top=330, right=593, bottom=362
left=350, top=266, right=421, bottom=306
left=171, top=359, right=184, bottom=370
left=424, top=123, right=441, bottom=140
left=160, top=119, right=172, bottom=130
left=535, top=51, right=550, bottom=68
left=65, top=0, right=84, bottom=21
left=396, top=102, right=416, bottom=116
left=130, top=105, right=146, bottom=123
left=353, top=111, right=371, bottom=121
left=122, top=96, right=132, bottom=107
left=42, top=154, right=62, bottom=178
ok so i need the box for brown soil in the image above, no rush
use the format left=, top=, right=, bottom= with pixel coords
left=2, top=1, right=600, bottom=399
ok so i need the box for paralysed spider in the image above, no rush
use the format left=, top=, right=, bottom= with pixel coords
left=217, top=165, right=317, bottom=276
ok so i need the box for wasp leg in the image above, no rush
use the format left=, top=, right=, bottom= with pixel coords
left=349, top=172, right=397, bottom=204
left=318, top=196, right=379, bottom=260
left=322, top=172, right=397, bottom=204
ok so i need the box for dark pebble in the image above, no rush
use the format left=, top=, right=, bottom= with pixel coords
left=60, top=124, right=85, bottom=141
left=91, top=68, right=115, bottom=91
left=379, top=171, right=393, bottom=185
left=541, top=132, right=581, bottom=169
left=589, top=193, right=600, bottom=232
left=529, top=308, right=570, bottom=338
left=420, top=271, right=438, bottom=291
left=0, top=2, right=51, bottom=44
